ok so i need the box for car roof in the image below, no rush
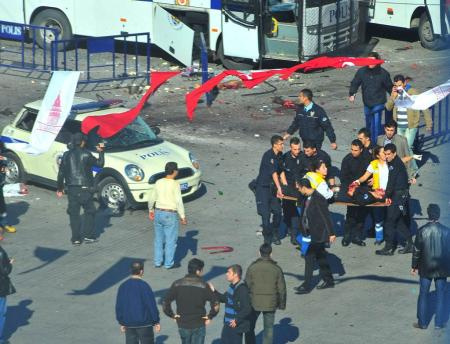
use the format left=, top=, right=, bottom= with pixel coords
left=24, top=97, right=129, bottom=121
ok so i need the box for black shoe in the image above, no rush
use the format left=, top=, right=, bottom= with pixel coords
left=84, top=238, right=98, bottom=244
left=316, top=281, right=335, bottom=290
left=166, top=263, right=181, bottom=270
left=376, top=246, right=395, bottom=256
left=272, top=238, right=281, bottom=245
left=398, top=243, right=413, bottom=254
left=294, top=284, right=311, bottom=294
left=412, top=322, right=427, bottom=330
left=352, top=239, right=366, bottom=247
left=342, top=238, right=350, bottom=247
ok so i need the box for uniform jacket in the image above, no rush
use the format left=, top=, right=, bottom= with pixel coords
left=245, top=257, right=286, bottom=312
left=286, top=103, right=336, bottom=145
left=57, top=146, right=105, bottom=190
left=163, top=274, right=219, bottom=329
left=0, top=246, right=15, bottom=297
left=376, top=134, right=416, bottom=179
left=301, top=190, right=335, bottom=243
left=214, top=281, right=252, bottom=333
left=385, top=88, right=433, bottom=130
left=349, top=65, right=393, bottom=107
left=412, top=222, right=450, bottom=279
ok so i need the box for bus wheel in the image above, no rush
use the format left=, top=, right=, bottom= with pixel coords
left=418, top=13, right=447, bottom=51
left=32, top=9, right=73, bottom=50
left=217, top=40, right=256, bottom=70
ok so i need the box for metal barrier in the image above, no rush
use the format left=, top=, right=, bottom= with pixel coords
left=417, top=96, right=450, bottom=150
left=51, top=33, right=151, bottom=84
left=0, top=20, right=58, bottom=72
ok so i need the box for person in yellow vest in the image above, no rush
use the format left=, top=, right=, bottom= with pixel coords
left=304, top=160, right=334, bottom=200
left=356, top=146, right=389, bottom=244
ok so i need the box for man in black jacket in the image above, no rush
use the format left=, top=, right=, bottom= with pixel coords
left=349, top=52, right=393, bottom=143
left=339, top=140, right=371, bottom=247
left=411, top=204, right=450, bottom=330
left=56, top=133, right=105, bottom=245
left=295, top=179, right=337, bottom=294
left=163, top=258, right=219, bottom=344
left=0, top=244, right=15, bottom=341
left=212, top=264, right=252, bottom=344
left=283, top=89, right=337, bottom=150
left=299, top=141, right=336, bottom=187
left=376, top=143, right=411, bottom=256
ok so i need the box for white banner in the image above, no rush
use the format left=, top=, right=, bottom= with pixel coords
left=394, top=80, right=450, bottom=111
left=7, top=71, right=80, bottom=155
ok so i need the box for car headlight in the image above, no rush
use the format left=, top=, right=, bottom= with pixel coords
left=189, top=152, right=200, bottom=170
left=125, top=164, right=145, bottom=182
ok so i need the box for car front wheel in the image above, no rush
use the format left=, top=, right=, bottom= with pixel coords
left=97, top=177, right=128, bottom=211
left=3, top=153, right=25, bottom=184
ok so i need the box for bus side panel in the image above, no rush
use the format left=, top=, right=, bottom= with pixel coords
left=370, top=1, right=409, bottom=28
left=0, top=0, right=25, bottom=23
left=208, top=9, right=221, bottom=52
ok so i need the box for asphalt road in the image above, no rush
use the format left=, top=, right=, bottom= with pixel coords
left=0, top=31, right=449, bottom=344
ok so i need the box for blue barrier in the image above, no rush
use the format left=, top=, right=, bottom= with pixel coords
left=417, top=96, right=450, bottom=149
left=0, top=20, right=59, bottom=72
left=51, top=32, right=151, bottom=84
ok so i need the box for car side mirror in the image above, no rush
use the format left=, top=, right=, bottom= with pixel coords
left=151, top=126, right=161, bottom=135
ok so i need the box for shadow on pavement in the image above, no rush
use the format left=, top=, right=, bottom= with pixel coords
left=4, top=299, right=33, bottom=341
left=68, top=257, right=145, bottom=295
left=155, top=335, right=169, bottom=343
left=19, top=247, right=68, bottom=275
left=174, top=230, right=199, bottom=265
left=5, top=201, right=29, bottom=226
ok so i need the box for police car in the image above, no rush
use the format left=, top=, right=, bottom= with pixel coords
left=0, top=97, right=202, bottom=210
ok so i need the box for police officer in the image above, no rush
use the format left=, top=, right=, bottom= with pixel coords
left=255, top=135, right=284, bottom=245
left=376, top=143, right=412, bottom=256
left=283, top=89, right=337, bottom=151
left=299, top=141, right=336, bottom=188
left=56, top=133, right=105, bottom=245
left=280, top=137, right=305, bottom=245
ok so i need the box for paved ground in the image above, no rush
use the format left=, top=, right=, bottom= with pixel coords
left=0, top=27, right=449, bottom=344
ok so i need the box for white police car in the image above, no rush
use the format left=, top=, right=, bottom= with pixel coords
left=1, top=97, right=202, bottom=210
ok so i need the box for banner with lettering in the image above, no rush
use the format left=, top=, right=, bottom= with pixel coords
left=7, top=71, right=80, bottom=155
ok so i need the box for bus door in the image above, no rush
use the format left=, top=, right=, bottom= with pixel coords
left=221, top=0, right=260, bottom=60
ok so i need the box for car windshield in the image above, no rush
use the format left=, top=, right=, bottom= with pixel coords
left=87, top=116, right=162, bottom=152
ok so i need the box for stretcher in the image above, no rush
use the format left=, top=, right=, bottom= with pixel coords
left=279, top=195, right=387, bottom=207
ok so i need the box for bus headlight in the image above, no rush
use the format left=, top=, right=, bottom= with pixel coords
left=125, top=164, right=145, bottom=181
left=307, top=25, right=320, bottom=35
left=189, top=153, right=200, bottom=170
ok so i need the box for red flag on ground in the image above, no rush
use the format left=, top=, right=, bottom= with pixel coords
left=81, top=71, right=180, bottom=138
left=185, top=56, right=384, bottom=120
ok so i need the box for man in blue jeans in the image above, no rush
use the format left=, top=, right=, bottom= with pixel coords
left=349, top=52, right=393, bottom=143
left=148, top=162, right=187, bottom=269
left=411, top=204, right=450, bottom=330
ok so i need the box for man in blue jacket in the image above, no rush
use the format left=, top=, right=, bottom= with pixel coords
left=116, top=261, right=160, bottom=344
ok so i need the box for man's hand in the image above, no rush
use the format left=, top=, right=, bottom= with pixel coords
left=368, top=178, right=374, bottom=186
left=56, top=190, right=64, bottom=198
left=330, top=142, right=337, bottom=150
left=385, top=198, right=392, bottom=205
left=120, top=325, right=126, bottom=333
left=329, top=235, right=336, bottom=243
left=348, top=95, right=355, bottom=103
left=180, top=218, right=187, bottom=225
left=411, top=268, right=417, bottom=276
left=154, top=324, right=161, bottom=333
left=282, top=133, right=290, bottom=140
left=173, top=314, right=180, bottom=322
left=149, top=210, right=155, bottom=221
left=409, top=178, right=417, bottom=185
left=390, top=87, right=398, bottom=100
left=276, top=188, right=284, bottom=198
left=202, top=316, right=211, bottom=325
left=229, top=319, right=237, bottom=328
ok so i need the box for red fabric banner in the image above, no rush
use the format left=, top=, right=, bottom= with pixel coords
left=185, top=57, right=384, bottom=120
left=81, top=71, right=180, bottom=138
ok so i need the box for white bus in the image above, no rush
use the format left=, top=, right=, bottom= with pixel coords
left=0, top=0, right=360, bottom=68
left=362, top=0, right=450, bottom=50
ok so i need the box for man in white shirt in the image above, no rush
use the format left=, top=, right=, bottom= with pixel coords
left=148, top=162, right=187, bottom=269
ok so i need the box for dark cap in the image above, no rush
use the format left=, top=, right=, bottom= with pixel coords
left=72, top=133, right=86, bottom=146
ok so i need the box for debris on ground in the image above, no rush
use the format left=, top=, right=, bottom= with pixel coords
left=272, top=96, right=296, bottom=109
left=218, top=79, right=243, bottom=90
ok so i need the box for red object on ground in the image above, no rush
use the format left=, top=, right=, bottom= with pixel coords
left=81, top=71, right=180, bottom=138
left=282, top=100, right=296, bottom=109
left=201, top=246, right=234, bottom=254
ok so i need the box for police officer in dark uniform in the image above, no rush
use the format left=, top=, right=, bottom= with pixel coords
left=283, top=89, right=337, bottom=151
left=255, top=135, right=284, bottom=245
left=57, top=133, right=105, bottom=245
left=299, top=141, right=336, bottom=187
left=376, top=143, right=412, bottom=256
left=357, top=127, right=375, bottom=163
left=280, top=137, right=305, bottom=245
